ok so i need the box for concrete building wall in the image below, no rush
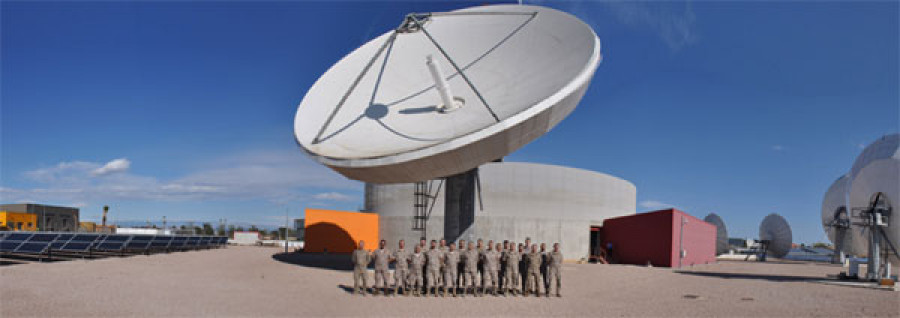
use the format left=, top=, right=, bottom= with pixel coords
left=366, top=162, right=636, bottom=260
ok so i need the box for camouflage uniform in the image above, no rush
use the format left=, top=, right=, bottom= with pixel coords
left=409, top=251, right=425, bottom=296
left=526, top=251, right=543, bottom=296
left=393, top=248, right=410, bottom=295
left=442, top=249, right=460, bottom=296
left=351, top=249, right=371, bottom=295
left=547, top=250, right=563, bottom=297
left=425, top=248, right=443, bottom=296
left=372, top=248, right=391, bottom=295
left=503, top=249, right=521, bottom=295
left=462, top=249, right=480, bottom=297
left=482, top=249, right=501, bottom=295
left=438, top=245, right=447, bottom=286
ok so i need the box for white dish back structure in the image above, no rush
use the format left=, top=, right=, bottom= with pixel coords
left=703, top=213, right=729, bottom=255
left=820, top=175, right=855, bottom=255
left=293, top=5, right=602, bottom=183
left=847, top=135, right=899, bottom=266
left=759, top=213, right=792, bottom=258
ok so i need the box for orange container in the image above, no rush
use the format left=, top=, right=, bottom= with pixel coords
left=304, top=209, right=378, bottom=253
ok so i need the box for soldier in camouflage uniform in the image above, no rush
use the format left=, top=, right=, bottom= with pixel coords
left=502, top=242, right=521, bottom=296
left=392, top=239, right=411, bottom=296
left=462, top=242, right=479, bottom=297
left=525, top=244, right=543, bottom=297
left=371, top=240, right=391, bottom=296
left=547, top=243, right=563, bottom=297
left=424, top=240, right=443, bottom=297
left=481, top=243, right=501, bottom=296
left=350, top=240, right=371, bottom=296
left=442, top=243, right=460, bottom=297
left=409, top=245, right=425, bottom=296
left=438, top=239, right=447, bottom=287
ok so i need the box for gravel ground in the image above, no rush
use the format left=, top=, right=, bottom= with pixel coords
left=1, top=246, right=897, bottom=317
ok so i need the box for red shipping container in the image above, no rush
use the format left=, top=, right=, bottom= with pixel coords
left=601, top=209, right=716, bottom=268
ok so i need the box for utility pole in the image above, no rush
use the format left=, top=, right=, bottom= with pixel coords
left=284, top=207, right=290, bottom=253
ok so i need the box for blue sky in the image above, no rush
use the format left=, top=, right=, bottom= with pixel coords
left=1, top=1, right=897, bottom=243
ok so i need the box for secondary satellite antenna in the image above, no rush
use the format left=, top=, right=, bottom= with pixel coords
left=293, top=4, right=602, bottom=184
left=758, top=213, right=793, bottom=260
left=703, top=213, right=729, bottom=255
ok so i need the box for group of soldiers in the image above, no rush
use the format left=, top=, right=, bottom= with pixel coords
left=350, top=237, right=563, bottom=297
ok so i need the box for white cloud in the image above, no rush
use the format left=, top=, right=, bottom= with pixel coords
left=2, top=150, right=360, bottom=204
left=639, top=200, right=678, bottom=210
left=312, top=192, right=355, bottom=201
left=772, top=145, right=785, bottom=151
left=91, top=158, right=131, bottom=176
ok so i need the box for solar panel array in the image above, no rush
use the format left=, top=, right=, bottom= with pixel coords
left=0, top=231, right=228, bottom=261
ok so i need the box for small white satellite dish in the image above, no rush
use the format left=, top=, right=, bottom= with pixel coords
left=703, top=213, right=729, bottom=256
left=293, top=4, right=602, bottom=183
left=759, top=213, right=793, bottom=259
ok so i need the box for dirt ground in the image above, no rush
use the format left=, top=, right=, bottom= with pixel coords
left=1, top=246, right=897, bottom=317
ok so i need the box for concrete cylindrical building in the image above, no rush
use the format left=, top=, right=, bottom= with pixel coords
left=365, top=162, right=636, bottom=260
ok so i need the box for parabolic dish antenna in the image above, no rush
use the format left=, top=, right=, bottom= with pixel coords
left=759, top=213, right=793, bottom=259
left=821, top=174, right=855, bottom=256
left=293, top=4, right=602, bottom=183
left=703, top=213, right=729, bottom=255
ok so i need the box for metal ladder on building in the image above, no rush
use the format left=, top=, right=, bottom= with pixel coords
left=412, top=180, right=443, bottom=239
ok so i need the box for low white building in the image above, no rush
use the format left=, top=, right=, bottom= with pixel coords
left=365, top=162, right=636, bottom=260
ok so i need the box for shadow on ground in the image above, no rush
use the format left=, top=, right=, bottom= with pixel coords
left=674, top=271, right=825, bottom=282
left=337, top=284, right=356, bottom=294
left=271, top=252, right=353, bottom=271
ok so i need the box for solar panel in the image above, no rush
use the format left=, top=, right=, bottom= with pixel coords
left=95, top=235, right=130, bottom=251
left=125, top=235, right=153, bottom=250
left=15, top=242, right=50, bottom=254
left=57, top=234, right=101, bottom=252
left=96, top=242, right=126, bottom=251
left=30, top=233, right=60, bottom=242
left=50, top=234, right=75, bottom=249
left=199, top=237, right=211, bottom=246
left=71, top=234, right=101, bottom=242
left=1, top=241, right=24, bottom=252
left=186, top=236, right=201, bottom=247
left=150, top=236, right=173, bottom=249
left=105, top=235, right=131, bottom=242
left=60, top=242, right=93, bottom=252
left=7, top=233, right=33, bottom=241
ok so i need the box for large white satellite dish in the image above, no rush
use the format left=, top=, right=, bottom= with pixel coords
left=703, top=213, right=729, bottom=255
left=759, top=213, right=793, bottom=259
left=293, top=4, right=602, bottom=183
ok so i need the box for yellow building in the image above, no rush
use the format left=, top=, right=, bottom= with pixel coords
left=0, top=211, right=38, bottom=231
left=80, top=222, right=97, bottom=232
